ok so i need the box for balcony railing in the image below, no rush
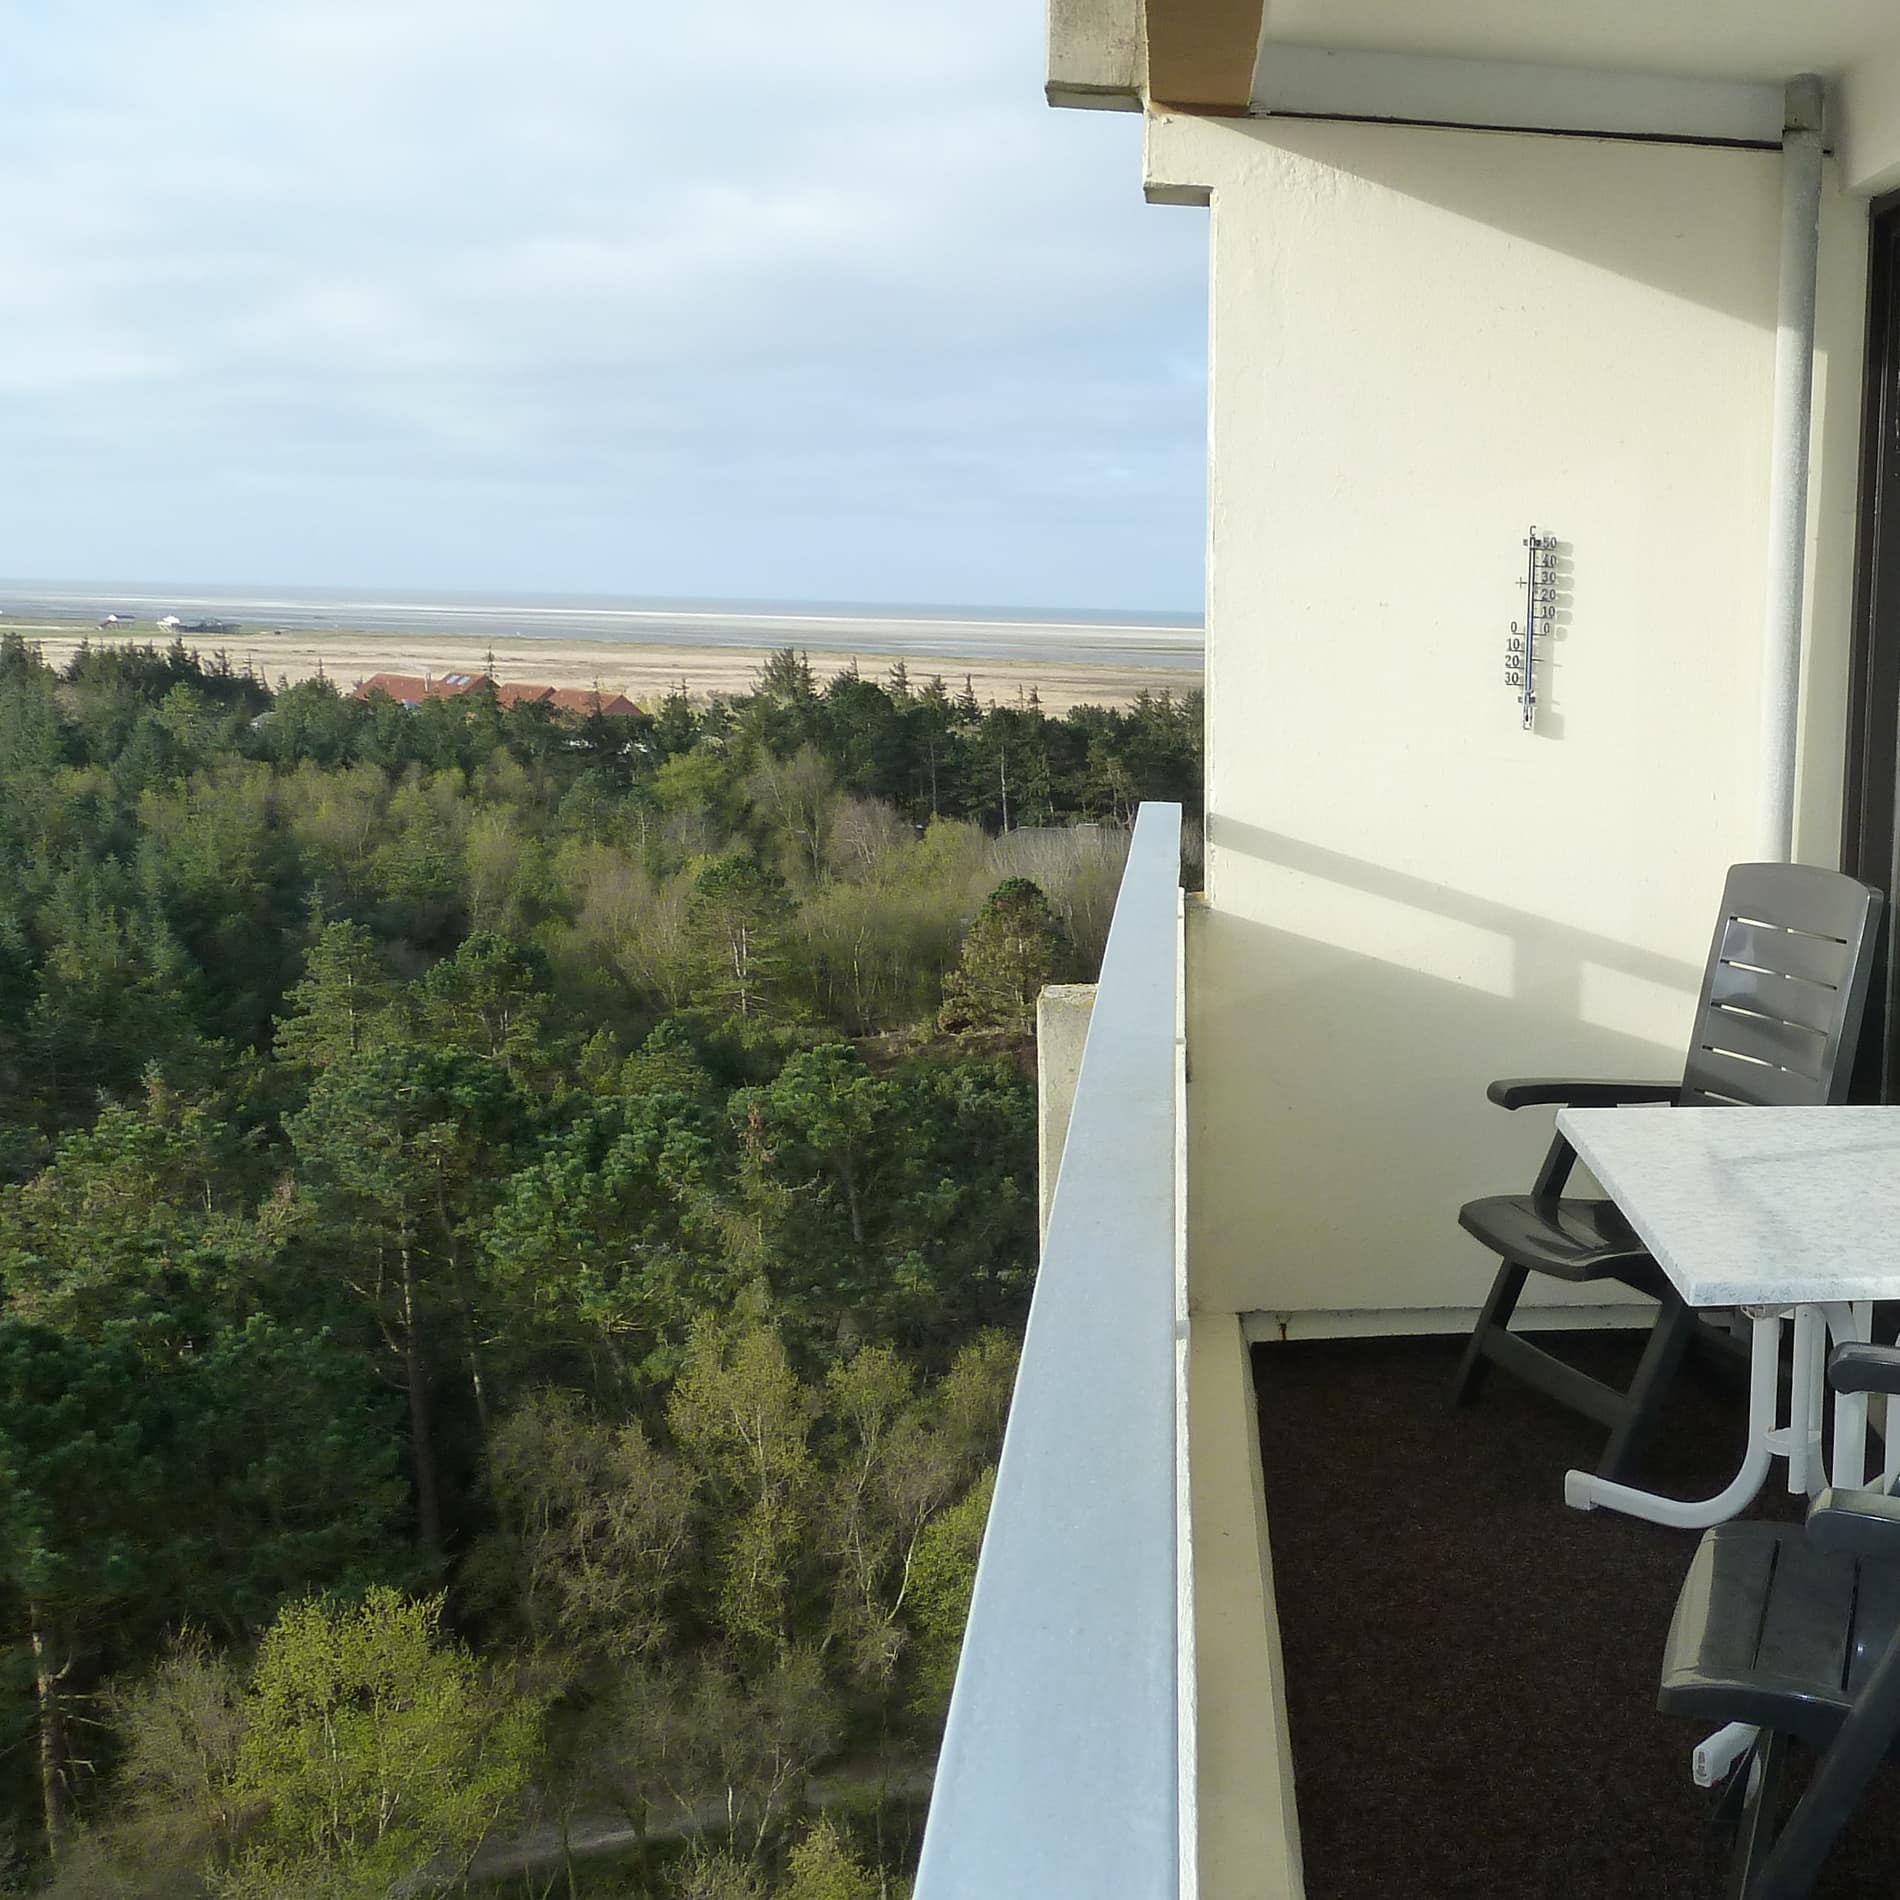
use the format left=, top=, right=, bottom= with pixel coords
left=916, top=800, right=1186, bottom=1900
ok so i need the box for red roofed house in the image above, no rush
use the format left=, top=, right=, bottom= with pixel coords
left=495, top=682, right=554, bottom=710
left=353, top=673, right=636, bottom=716
left=352, top=671, right=493, bottom=706
left=548, top=686, right=638, bottom=718
left=351, top=672, right=431, bottom=705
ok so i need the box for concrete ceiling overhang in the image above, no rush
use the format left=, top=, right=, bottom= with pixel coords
left=1246, top=0, right=1900, bottom=165
left=1249, top=1, right=1900, bottom=87
left=1149, top=0, right=1268, bottom=113
left=1050, top=0, right=1900, bottom=192
left=1047, top=0, right=1268, bottom=116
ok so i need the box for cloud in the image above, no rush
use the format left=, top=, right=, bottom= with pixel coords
left=0, top=0, right=1206, bottom=609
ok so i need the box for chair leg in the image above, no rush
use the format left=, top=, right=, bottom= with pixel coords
left=1597, top=1292, right=1698, bottom=1485
left=1452, top=1258, right=1529, bottom=1406
left=1728, top=1731, right=1785, bottom=1900
left=1749, top=1629, right=1900, bottom=1900
left=1692, top=1312, right=1755, bottom=1387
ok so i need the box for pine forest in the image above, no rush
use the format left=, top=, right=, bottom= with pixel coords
left=0, top=634, right=1202, bottom=1898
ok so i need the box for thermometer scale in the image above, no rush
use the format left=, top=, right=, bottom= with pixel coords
left=1506, top=527, right=1558, bottom=731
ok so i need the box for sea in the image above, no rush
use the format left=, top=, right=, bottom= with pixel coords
left=0, top=580, right=1205, bottom=673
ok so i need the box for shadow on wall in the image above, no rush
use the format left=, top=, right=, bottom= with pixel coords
left=1188, top=818, right=1707, bottom=1316
left=1208, top=813, right=1705, bottom=1007
left=1217, top=115, right=1779, bottom=325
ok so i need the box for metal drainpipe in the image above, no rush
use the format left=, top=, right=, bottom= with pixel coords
left=1756, top=74, right=1826, bottom=864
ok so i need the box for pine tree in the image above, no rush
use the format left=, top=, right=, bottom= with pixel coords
left=938, top=879, right=1081, bottom=1037
left=757, top=647, right=816, bottom=704
left=274, top=919, right=398, bottom=1073
left=416, top=930, right=550, bottom=1074
left=686, top=854, right=793, bottom=1020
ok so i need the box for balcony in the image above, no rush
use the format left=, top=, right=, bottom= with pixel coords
left=913, top=807, right=1900, bottom=1899
left=994, top=3, right=1900, bottom=1893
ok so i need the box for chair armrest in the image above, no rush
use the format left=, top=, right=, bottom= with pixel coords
left=1808, top=1486, right=1900, bottom=1565
left=1830, top=1343, right=1900, bottom=1397
left=1486, top=1078, right=1679, bottom=1111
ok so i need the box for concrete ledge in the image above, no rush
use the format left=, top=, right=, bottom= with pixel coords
left=1038, top=983, right=1098, bottom=1246
left=1047, top=0, right=1141, bottom=111
left=1188, top=1313, right=1303, bottom=1899
left=918, top=807, right=1183, bottom=1900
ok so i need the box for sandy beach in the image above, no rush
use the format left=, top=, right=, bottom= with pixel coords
left=6, top=620, right=1200, bottom=715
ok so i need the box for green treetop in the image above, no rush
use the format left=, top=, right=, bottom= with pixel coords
left=937, top=877, right=1081, bottom=1038
left=219, top=1587, right=542, bottom=1898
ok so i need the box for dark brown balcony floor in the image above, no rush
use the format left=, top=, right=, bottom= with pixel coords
left=1254, top=1331, right=1900, bottom=1899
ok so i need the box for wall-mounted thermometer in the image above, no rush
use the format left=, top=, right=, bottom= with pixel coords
left=1505, top=527, right=1558, bottom=731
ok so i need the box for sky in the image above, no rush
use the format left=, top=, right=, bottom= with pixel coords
left=0, top=1, right=1208, bottom=614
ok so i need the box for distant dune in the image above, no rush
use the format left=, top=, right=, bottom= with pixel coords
left=7, top=621, right=1201, bottom=716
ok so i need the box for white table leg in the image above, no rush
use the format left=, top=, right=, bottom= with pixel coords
left=1564, top=1312, right=1780, bottom=1526
left=1828, top=1301, right=1873, bottom=1492
left=1888, top=1363, right=1900, bottom=1494
left=1775, top=1303, right=1825, bottom=1497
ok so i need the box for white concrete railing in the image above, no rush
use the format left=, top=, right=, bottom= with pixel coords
left=916, top=801, right=1186, bottom=1900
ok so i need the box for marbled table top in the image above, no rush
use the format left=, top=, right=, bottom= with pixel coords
left=1555, top=1105, right=1900, bottom=1308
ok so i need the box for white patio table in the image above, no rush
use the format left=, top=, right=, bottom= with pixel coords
left=1552, top=1103, right=1900, bottom=1530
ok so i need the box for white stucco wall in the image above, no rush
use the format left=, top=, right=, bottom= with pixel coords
left=1151, top=114, right=1869, bottom=1322
left=1840, top=46, right=1900, bottom=197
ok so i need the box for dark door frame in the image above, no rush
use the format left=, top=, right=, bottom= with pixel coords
left=1841, top=190, right=1900, bottom=1100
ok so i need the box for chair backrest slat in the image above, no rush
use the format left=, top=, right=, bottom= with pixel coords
left=1708, top=960, right=1843, bottom=1036
left=1677, top=863, right=1882, bottom=1111
left=1722, top=918, right=1861, bottom=990
left=1685, top=1046, right=1826, bottom=1108
left=1696, top=1005, right=1826, bottom=1083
